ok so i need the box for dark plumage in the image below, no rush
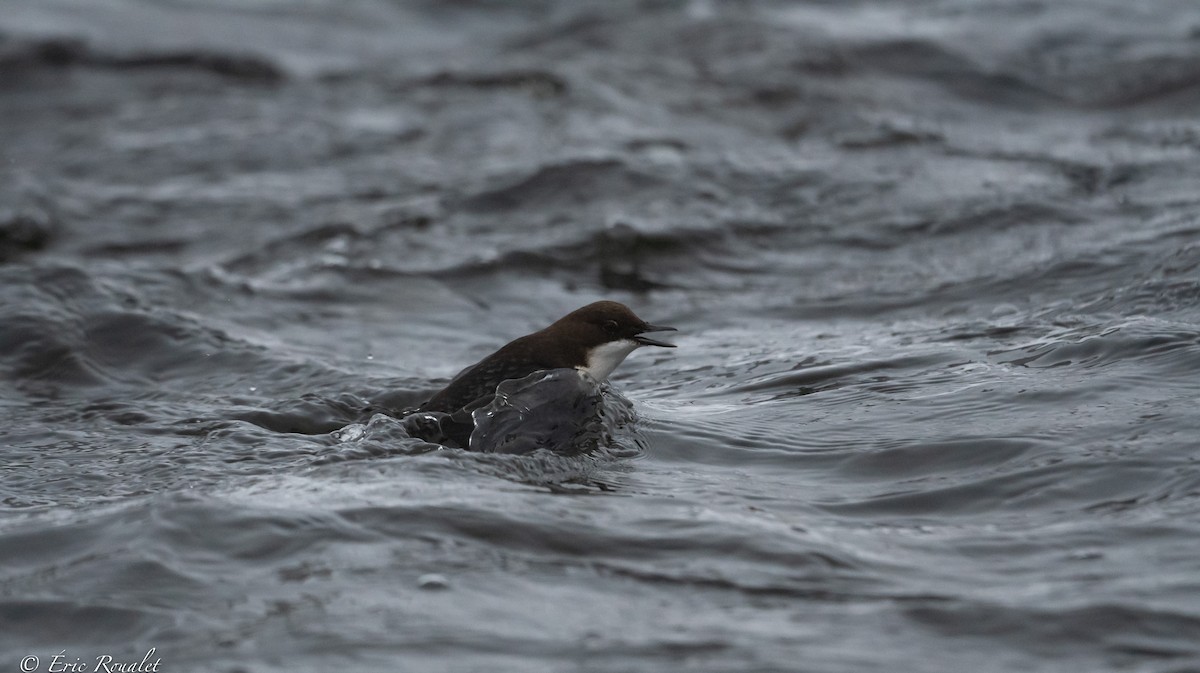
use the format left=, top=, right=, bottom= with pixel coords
left=418, top=300, right=676, bottom=414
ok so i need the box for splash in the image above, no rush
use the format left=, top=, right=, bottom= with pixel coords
left=467, top=369, right=635, bottom=455
left=327, top=369, right=641, bottom=458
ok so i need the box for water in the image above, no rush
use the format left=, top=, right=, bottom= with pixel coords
left=4, top=0, right=1200, bottom=671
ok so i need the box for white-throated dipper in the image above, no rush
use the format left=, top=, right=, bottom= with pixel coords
left=418, top=300, right=677, bottom=415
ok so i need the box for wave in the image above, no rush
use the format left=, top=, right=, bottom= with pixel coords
left=991, top=319, right=1200, bottom=373
left=0, top=265, right=275, bottom=393
left=0, top=33, right=283, bottom=82
left=906, top=600, right=1200, bottom=662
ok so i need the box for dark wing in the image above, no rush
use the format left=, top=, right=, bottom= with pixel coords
left=418, top=350, right=547, bottom=413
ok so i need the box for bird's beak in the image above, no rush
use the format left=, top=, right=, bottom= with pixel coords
left=634, top=323, right=677, bottom=348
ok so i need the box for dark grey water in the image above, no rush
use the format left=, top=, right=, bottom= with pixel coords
left=5, top=1, right=1200, bottom=671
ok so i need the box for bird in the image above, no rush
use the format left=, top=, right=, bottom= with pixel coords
left=418, top=300, right=677, bottom=415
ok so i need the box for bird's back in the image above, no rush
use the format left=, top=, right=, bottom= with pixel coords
left=418, top=332, right=573, bottom=413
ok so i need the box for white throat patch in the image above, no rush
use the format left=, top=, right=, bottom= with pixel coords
left=578, top=338, right=640, bottom=381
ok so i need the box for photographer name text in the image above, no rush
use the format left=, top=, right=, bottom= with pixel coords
left=20, top=649, right=161, bottom=673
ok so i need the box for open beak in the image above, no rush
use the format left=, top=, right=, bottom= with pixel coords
left=633, top=323, right=677, bottom=348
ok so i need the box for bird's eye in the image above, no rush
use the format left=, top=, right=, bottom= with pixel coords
left=603, top=320, right=618, bottom=333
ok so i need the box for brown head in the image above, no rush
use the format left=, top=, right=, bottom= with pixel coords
left=547, top=301, right=677, bottom=380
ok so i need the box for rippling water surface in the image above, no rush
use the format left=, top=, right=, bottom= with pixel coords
left=4, top=1, right=1200, bottom=671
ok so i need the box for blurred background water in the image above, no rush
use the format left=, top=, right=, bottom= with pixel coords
left=4, top=1, right=1200, bottom=671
